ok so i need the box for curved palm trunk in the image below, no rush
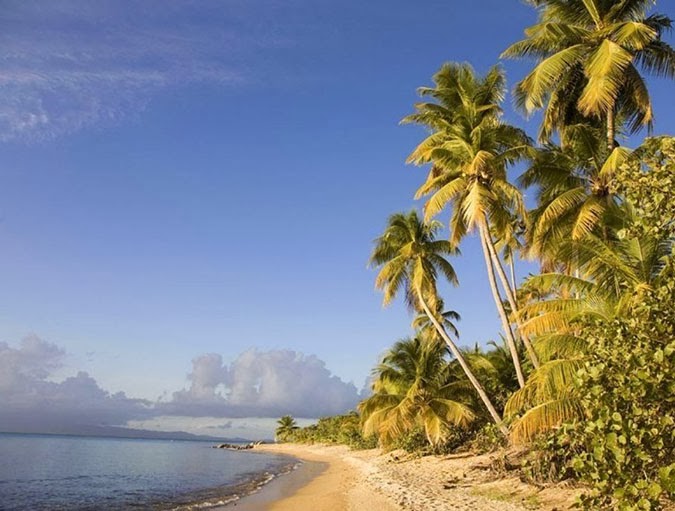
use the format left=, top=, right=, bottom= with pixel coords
left=417, top=290, right=509, bottom=437
left=482, top=217, right=540, bottom=369
left=478, top=224, right=526, bottom=388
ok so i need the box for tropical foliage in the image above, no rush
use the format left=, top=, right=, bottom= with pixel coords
left=369, top=210, right=507, bottom=433
left=568, top=275, right=675, bottom=509
left=281, top=413, right=377, bottom=449
left=502, top=0, right=675, bottom=147
left=403, top=63, right=539, bottom=382
left=358, top=337, right=475, bottom=448
left=281, top=2, right=674, bottom=509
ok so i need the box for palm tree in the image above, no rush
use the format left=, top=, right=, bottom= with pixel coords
left=403, top=63, right=539, bottom=380
left=520, top=123, right=633, bottom=261
left=275, top=415, right=299, bottom=442
left=506, top=231, right=670, bottom=442
left=503, top=0, right=675, bottom=149
left=491, top=215, right=526, bottom=292
left=370, top=210, right=508, bottom=435
left=359, top=337, right=475, bottom=448
left=412, top=298, right=461, bottom=342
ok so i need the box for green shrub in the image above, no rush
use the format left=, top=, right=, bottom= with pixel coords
left=565, top=278, right=675, bottom=510
left=466, top=422, right=509, bottom=454
left=521, top=424, right=580, bottom=484
left=391, top=428, right=429, bottom=453
left=288, top=412, right=377, bottom=449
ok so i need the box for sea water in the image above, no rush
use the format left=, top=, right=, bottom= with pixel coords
left=0, top=433, right=297, bottom=510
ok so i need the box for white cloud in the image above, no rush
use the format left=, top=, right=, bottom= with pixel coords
left=0, top=337, right=361, bottom=437
left=167, top=348, right=361, bottom=418
left=0, top=336, right=152, bottom=432
left=0, top=335, right=64, bottom=392
left=175, top=353, right=230, bottom=401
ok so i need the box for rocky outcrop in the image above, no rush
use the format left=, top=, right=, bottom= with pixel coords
left=213, top=441, right=262, bottom=450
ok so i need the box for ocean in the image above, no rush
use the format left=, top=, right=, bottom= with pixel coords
left=0, top=433, right=298, bottom=510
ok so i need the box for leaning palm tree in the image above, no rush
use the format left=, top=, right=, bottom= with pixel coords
left=275, top=415, right=299, bottom=442
left=370, top=210, right=508, bottom=435
left=359, top=337, right=475, bottom=448
left=403, top=62, right=539, bottom=380
left=503, top=0, right=675, bottom=148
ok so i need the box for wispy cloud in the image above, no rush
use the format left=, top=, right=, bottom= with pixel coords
left=0, top=0, right=287, bottom=141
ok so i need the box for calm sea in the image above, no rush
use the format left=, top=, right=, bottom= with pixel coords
left=0, top=433, right=298, bottom=510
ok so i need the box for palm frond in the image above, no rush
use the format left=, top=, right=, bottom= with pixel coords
left=510, top=398, right=583, bottom=444
left=579, top=39, right=633, bottom=116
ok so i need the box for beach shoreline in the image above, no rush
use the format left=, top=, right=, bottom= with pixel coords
left=223, top=443, right=580, bottom=511
left=221, top=444, right=397, bottom=511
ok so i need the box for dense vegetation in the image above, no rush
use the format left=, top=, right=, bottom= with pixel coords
left=280, top=1, right=675, bottom=508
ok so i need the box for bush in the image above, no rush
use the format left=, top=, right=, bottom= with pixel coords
left=466, top=422, right=509, bottom=454
left=391, top=428, right=429, bottom=453
left=289, top=412, right=377, bottom=449
left=564, top=278, right=675, bottom=509
left=521, top=424, right=580, bottom=484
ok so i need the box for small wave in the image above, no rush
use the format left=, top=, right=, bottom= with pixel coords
left=165, top=458, right=301, bottom=510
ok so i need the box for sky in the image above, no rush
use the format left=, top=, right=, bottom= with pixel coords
left=1, top=0, right=674, bottom=440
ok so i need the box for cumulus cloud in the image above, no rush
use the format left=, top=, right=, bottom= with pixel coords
left=0, top=337, right=361, bottom=436
left=0, top=335, right=64, bottom=393
left=166, top=348, right=361, bottom=418
left=175, top=353, right=230, bottom=402
left=0, top=0, right=297, bottom=141
left=0, top=336, right=152, bottom=432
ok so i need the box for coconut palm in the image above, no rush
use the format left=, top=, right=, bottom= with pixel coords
left=370, top=210, right=508, bottom=435
left=403, top=62, right=539, bottom=379
left=520, top=123, right=633, bottom=261
left=275, top=415, right=299, bottom=442
left=359, top=337, right=475, bottom=448
left=503, top=0, right=675, bottom=148
left=412, top=298, right=461, bottom=342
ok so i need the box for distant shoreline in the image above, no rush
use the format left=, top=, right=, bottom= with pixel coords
left=0, top=429, right=254, bottom=443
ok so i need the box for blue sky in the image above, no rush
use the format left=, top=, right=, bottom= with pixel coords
left=1, top=0, right=673, bottom=438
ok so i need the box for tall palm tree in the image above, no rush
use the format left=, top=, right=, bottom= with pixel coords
left=403, top=63, right=539, bottom=380
left=370, top=210, right=508, bottom=435
left=275, top=415, right=299, bottom=442
left=503, top=0, right=675, bottom=148
left=359, top=337, right=475, bottom=448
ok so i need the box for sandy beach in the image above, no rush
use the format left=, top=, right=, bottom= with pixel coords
left=228, top=444, right=579, bottom=511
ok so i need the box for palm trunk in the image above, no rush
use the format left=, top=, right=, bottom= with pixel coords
left=607, top=104, right=615, bottom=151
left=509, top=256, right=516, bottom=292
left=478, top=224, right=526, bottom=388
left=417, top=290, right=509, bottom=437
left=482, top=217, right=540, bottom=369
